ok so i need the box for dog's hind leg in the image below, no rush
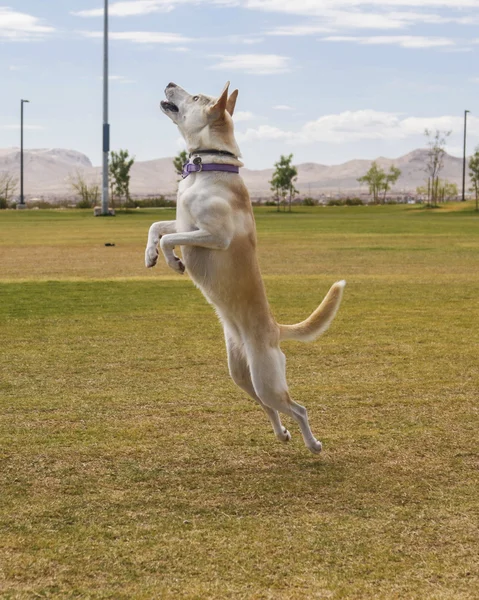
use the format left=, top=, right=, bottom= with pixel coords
left=246, top=344, right=322, bottom=455
left=225, top=328, right=291, bottom=443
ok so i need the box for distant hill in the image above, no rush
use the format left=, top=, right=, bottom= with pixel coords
left=0, top=147, right=470, bottom=200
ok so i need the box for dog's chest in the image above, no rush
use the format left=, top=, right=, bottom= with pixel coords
left=175, top=176, right=218, bottom=231
left=175, top=189, right=198, bottom=232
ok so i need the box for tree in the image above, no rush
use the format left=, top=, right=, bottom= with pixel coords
left=358, top=162, right=401, bottom=204
left=69, top=170, right=100, bottom=208
left=173, top=150, right=188, bottom=180
left=357, top=162, right=386, bottom=204
left=438, top=180, right=458, bottom=203
left=0, top=171, right=18, bottom=209
left=469, top=147, right=479, bottom=212
left=424, top=129, right=451, bottom=206
left=382, top=166, right=402, bottom=203
left=269, top=154, right=298, bottom=212
left=416, top=179, right=457, bottom=204
left=270, top=179, right=281, bottom=211
left=109, top=149, right=135, bottom=208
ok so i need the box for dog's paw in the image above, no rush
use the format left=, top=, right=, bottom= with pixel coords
left=167, top=256, right=185, bottom=274
left=276, top=427, right=291, bottom=443
left=145, top=246, right=159, bottom=268
left=308, top=439, right=322, bottom=455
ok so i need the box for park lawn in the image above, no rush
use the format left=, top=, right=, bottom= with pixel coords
left=0, top=205, right=478, bottom=599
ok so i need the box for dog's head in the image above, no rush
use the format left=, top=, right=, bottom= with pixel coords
left=160, top=82, right=240, bottom=154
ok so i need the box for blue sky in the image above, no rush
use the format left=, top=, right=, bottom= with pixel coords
left=1, top=0, right=479, bottom=168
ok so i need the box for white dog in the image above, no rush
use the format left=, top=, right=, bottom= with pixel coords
left=145, top=82, right=345, bottom=454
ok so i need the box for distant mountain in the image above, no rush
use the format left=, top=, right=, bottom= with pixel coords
left=0, top=147, right=470, bottom=200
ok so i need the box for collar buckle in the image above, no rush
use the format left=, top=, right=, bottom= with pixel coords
left=182, top=157, right=202, bottom=178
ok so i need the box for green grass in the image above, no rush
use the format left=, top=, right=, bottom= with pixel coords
left=1, top=205, right=478, bottom=599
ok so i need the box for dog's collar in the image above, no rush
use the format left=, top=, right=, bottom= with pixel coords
left=189, top=149, right=237, bottom=159
left=182, top=156, right=239, bottom=179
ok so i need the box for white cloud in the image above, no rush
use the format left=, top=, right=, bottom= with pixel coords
left=273, top=105, right=293, bottom=110
left=176, top=136, right=187, bottom=150
left=209, top=54, right=292, bottom=74
left=2, top=124, right=45, bottom=131
left=82, top=31, right=191, bottom=44
left=320, top=10, right=425, bottom=29
left=245, top=0, right=479, bottom=14
left=74, top=1, right=178, bottom=17
left=219, top=34, right=264, bottom=44
left=233, top=111, right=256, bottom=122
left=98, top=75, right=136, bottom=83
left=255, top=0, right=479, bottom=44
left=237, top=124, right=293, bottom=142
left=441, top=46, right=473, bottom=53
left=71, top=0, right=479, bottom=22
left=71, top=0, right=479, bottom=53
left=267, top=24, right=333, bottom=36
left=241, top=37, right=264, bottom=44
left=265, top=9, right=474, bottom=35
left=73, top=0, right=479, bottom=19
left=0, top=7, right=54, bottom=41
left=74, top=0, right=236, bottom=17
left=323, top=35, right=455, bottom=48
left=236, top=110, right=479, bottom=145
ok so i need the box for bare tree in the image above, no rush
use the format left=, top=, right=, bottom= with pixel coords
left=424, top=129, right=451, bottom=206
left=0, top=171, right=19, bottom=208
left=469, top=147, right=479, bottom=212
left=69, top=170, right=100, bottom=208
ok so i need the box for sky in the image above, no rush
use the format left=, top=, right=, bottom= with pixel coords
left=1, top=0, right=479, bottom=169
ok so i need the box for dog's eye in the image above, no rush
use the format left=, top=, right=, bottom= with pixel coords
left=192, top=95, right=200, bottom=101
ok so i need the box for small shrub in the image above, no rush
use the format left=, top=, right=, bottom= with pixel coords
left=77, top=198, right=93, bottom=209
left=0, top=197, right=7, bottom=210
left=303, top=197, right=316, bottom=206
left=327, top=199, right=345, bottom=206
left=29, top=200, right=57, bottom=209
left=132, top=196, right=176, bottom=208
left=345, top=198, right=364, bottom=206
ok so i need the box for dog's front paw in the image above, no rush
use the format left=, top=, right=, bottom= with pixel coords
left=145, top=245, right=159, bottom=268
left=167, top=255, right=185, bottom=274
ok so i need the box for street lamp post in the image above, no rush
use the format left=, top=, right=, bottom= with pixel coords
left=101, top=0, right=110, bottom=215
left=19, top=99, right=30, bottom=208
left=462, top=110, right=470, bottom=202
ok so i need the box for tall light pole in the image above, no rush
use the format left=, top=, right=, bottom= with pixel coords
left=101, top=0, right=110, bottom=215
left=462, top=109, right=470, bottom=202
left=19, top=99, right=30, bottom=208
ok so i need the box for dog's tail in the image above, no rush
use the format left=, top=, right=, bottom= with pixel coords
left=278, top=280, right=346, bottom=343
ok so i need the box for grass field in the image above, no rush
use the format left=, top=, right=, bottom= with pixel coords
left=1, top=205, right=478, bottom=599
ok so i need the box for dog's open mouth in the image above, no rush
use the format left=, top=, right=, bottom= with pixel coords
left=161, top=100, right=179, bottom=113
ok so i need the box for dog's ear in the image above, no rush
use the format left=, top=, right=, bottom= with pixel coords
left=209, top=81, right=230, bottom=119
left=226, top=89, right=239, bottom=116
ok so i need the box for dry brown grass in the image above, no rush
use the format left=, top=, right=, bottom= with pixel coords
left=0, top=205, right=478, bottom=599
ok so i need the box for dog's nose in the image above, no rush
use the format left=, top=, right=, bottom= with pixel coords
left=166, top=82, right=177, bottom=89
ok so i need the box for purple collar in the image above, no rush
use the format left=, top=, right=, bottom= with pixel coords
left=182, top=158, right=239, bottom=179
